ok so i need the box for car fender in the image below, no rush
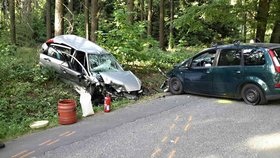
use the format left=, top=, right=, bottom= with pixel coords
left=168, top=71, right=185, bottom=88
left=239, top=76, right=269, bottom=94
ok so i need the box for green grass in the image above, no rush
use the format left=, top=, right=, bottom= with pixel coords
left=0, top=45, right=200, bottom=140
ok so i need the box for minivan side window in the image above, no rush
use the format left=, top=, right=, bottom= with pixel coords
left=218, top=49, right=241, bottom=66
left=191, top=50, right=216, bottom=68
left=244, top=49, right=265, bottom=66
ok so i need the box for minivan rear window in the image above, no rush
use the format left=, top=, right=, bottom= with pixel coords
left=243, top=49, right=265, bottom=66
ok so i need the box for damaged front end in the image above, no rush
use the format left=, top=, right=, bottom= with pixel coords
left=87, top=71, right=143, bottom=100
left=39, top=35, right=144, bottom=102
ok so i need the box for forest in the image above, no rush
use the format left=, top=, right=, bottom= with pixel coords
left=0, top=0, right=280, bottom=139
left=1, top=0, right=280, bottom=49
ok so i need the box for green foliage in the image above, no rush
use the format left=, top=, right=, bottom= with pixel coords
left=97, top=5, right=158, bottom=65
left=0, top=47, right=78, bottom=140
left=174, top=1, right=240, bottom=45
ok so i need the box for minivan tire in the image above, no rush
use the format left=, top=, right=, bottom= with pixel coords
left=169, top=77, right=184, bottom=95
left=241, top=84, right=267, bottom=105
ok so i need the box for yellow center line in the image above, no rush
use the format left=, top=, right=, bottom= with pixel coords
left=170, top=124, right=176, bottom=130
left=188, top=115, right=192, bottom=122
left=19, top=150, right=35, bottom=158
left=184, top=123, right=190, bottom=131
left=39, top=139, right=52, bottom=146
left=151, top=148, right=161, bottom=158
left=59, top=131, right=71, bottom=137
left=168, top=150, right=176, bottom=158
left=11, top=150, right=28, bottom=158
left=174, top=137, right=180, bottom=144
left=161, top=136, right=168, bottom=143
left=47, top=139, right=60, bottom=146
left=174, top=115, right=179, bottom=121
left=65, top=131, right=76, bottom=137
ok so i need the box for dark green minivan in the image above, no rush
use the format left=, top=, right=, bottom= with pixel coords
left=167, top=43, right=280, bottom=105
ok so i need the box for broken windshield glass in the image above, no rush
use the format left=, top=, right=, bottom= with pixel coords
left=89, top=54, right=123, bottom=73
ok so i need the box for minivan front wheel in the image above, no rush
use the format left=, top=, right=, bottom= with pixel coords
left=241, top=84, right=266, bottom=105
left=169, top=77, right=184, bottom=95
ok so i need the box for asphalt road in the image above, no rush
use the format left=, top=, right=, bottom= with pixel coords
left=1, top=94, right=280, bottom=158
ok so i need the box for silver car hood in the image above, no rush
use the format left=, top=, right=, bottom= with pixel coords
left=99, top=71, right=141, bottom=92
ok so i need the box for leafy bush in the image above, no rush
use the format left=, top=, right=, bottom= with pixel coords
left=0, top=47, right=79, bottom=140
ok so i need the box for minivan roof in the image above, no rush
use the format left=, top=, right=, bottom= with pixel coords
left=50, top=35, right=107, bottom=54
left=214, top=43, right=280, bottom=50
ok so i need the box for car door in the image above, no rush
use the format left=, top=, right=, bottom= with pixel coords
left=39, top=44, right=70, bottom=74
left=60, top=51, right=90, bottom=87
left=181, top=49, right=217, bottom=94
left=211, top=48, right=243, bottom=97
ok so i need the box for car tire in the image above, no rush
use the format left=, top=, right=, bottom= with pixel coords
left=241, top=84, right=267, bottom=105
left=169, top=77, right=184, bottom=95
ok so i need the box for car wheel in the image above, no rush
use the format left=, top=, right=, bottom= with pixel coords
left=241, top=84, right=267, bottom=105
left=169, top=77, right=184, bottom=95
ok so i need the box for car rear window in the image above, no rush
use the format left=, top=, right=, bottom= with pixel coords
left=243, top=49, right=265, bottom=66
left=218, top=49, right=241, bottom=66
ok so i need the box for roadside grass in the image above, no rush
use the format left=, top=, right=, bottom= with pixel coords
left=0, top=45, right=199, bottom=140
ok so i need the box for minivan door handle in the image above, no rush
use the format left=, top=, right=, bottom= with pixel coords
left=236, top=70, right=241, bottom=74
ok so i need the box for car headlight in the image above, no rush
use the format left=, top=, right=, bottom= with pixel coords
left=111, top=83, right=126, bottom=93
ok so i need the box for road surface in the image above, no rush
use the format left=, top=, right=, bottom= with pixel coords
left=1, top=94, right=280, bottom=158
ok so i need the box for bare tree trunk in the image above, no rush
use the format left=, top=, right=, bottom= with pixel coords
left=9, top=0, right=16, bottom=44
left=85, top=0, right=89, bottom=39
left=127, top=0, right=134, bottom=24
left=255, top=0, right=271, bottom=42
left=168, top=0, right=174, bottom=49
left=46, top=0, right=52, bottom=39
left=55, top=0, right=64, bottom=36
left=140, top=0, right=144, bottom=21
left=90, top=0, right=98, bottom=42
left=65, top=0, right=74, bottom=34
left=159, top=0, right=165, bottom=50
left=0, top=2, right=3, bottom=29
left=147, top=0, right=152, bottom=36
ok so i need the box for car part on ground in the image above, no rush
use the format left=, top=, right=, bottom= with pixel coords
left=39, top=35, right=145, bottom=102
left=166, top=42, right=280, bottom=105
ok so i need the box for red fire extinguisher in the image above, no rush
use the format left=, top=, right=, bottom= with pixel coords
left=104, top=94, right=111, bottom=113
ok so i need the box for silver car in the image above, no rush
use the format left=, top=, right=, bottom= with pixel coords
left=39, top=35, right=143, bottom=100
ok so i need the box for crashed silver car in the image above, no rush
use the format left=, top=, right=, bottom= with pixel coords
left=39, top=35, right=143, bottom=100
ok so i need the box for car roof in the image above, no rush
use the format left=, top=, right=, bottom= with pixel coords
left=213, top=43, right=280, bottom=50
left=51, top=35, right=108, bottom=54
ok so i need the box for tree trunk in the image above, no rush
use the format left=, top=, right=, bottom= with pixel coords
left=140, top=0, right=144, bottom=21
left=90, top=0, right=98, bottom=42
left=127, top=0, right=134, bottom=24
left=147, top=0, right=152, bottom=36
left=270, top=21, right=280, bottom=43
left=9, top=0, right=16, bottom=44
left=46, top=0, right=52, bottom=39
left=85, top=0, right=89, bottom=39
left=168, top=0, right=174, bottom=49
left=255, top=0, right=271, bottom=42
left=159, top=0, right=165, bottom=50
left=54, top=0, right=64, bottom=36
left=65, top=0, right=74, bottom=34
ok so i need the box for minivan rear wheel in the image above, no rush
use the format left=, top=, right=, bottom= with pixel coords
left=241, top=84, right=267, bottom=105
left=169, top=77, right=183, bottom=95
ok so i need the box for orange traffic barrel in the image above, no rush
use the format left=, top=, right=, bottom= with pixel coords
left=58, top=99, right=77, bottom=125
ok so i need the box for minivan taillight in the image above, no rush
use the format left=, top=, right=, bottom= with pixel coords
left=268, top=49, right=280, bottom=73
left=275, top=83, right=280, bottom=88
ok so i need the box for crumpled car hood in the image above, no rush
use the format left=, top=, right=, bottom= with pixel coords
left=99, top=71, right=141, bottom=92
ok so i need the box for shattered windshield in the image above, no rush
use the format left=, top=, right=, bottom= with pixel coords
left=89, top=54, right=123, bottom=73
